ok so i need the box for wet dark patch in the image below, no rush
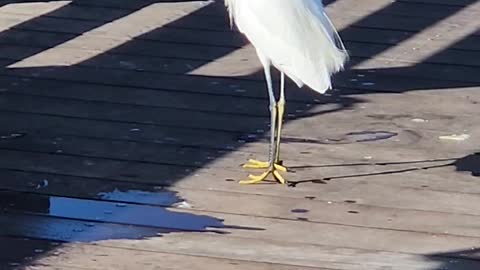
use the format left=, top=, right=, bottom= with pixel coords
left=288, top=179, right=327, bottom=187
left=0, top=132, right=26, bottom=140
left=0, top=237, right=56, bottom=269
left=345, top=131, right=397, bottom=142
left=291, top=209, right=309, bottom=213
left=119, top=173, right=139, bottom=178
left=236, top=133, right=259, bottom=143
left=97, top=188, right=180, bottom=205
left=0, top=190, right=262, bottom=243
left=280, top=131, right=397, bottom=146
left=367, top=114, right=411, bottom=121
left=312, top=180, right=328, bottom=184
left=282, top=137, right=328, bottom=144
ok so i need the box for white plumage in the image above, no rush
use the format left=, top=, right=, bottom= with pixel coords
left=225, top=0, right=348, bottom=93
left=225, top=0, right=348, bottom=184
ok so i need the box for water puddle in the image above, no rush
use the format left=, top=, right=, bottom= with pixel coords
left=47, top=196, right=226, bottom=231
left=282, top=131, right=397, bottom=145
left=1, top=189, right=261, bottom=243
left=343, top=131, right=397, bottom=142
left=290, top=209, right=309, bottom=213
left=0, top=132, right=26, bottom=140
left=97, top=188, right=180, bottom=205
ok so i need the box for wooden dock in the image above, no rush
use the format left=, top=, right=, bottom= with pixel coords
left=1, top=0, right=479, bottom=269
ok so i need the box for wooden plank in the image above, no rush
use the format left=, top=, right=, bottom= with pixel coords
left=0, top=93, right=268, bottom=133
left=2, top=213, right=480, bottom=270
left=1, top=16, right=478, bottom=65
left=1, top=83, right=478, bottom=138
left=341, top=27, right=480, bottom=51
left=0, top=72, right=477, bottom=118
left=2, top=12, right=478, bottom=52
left=0, top=104, right=476, bottom=175
left=3, top=0, right=476, bottom=15
left=2, top=104, right=478, bottom=166
left=0, top=147, right=479, bottom=216
left=0, top=136, right=476, bottom=197
left=0, top=67, right=478, bottom=121
left=428, top=34, right=480, bottom=51
left=398, top=0, right=479, bottom=8
left=40, top=0, right=226, bottom=12
left=1, top=59, right=478, bottom=103
left=0, top=1, right=141, bottom=22
left=107, top=235, right=480, bottom=270
left=1, top=238, right=323, bottom=270
left=0, top=78, right=274, bottom=116
left=1, top=0, right=475, bottom=73
left=332, top=2, right=480, bottom=34
left=0, top=78, right=476, bottom=161
left=0, top=111, right=244, bottom=148
left=1, top=68, right=477, bottom=149
left=18, top=241, right=480, bottom=270
left=0, top=25, right=244, bottom=48
left=0, top=86, right=474, bottom=130
left=1, top=101, right=477, bottom=199
left=331, top=0, right=480, bottom=18
left=0, top=128, right=477, bottom=195
left=0, top=236, right=63, bottom=270
left=0, top=62, right=269, bottom=101
left=1, top=169, right=480, bottom=239
left=0, top=109, right=465, bottom=158
left=4, top=0, right=479, bottom=24
left=0, top=8, right=228, bottom=33
left=1, top=38, right=479, bottom=83
left=1, top=122, right=478, bottom=190
left=0, top=1, right=478, bottom=269
left=2, top=17, right=478, bottom=62
left=12, top=238, right=478, bottom=270
left=0, top=7, right=476, bottom=56
left=1, top=1, right=478, bottom=81
left=2, top=192, right=480, bottom=260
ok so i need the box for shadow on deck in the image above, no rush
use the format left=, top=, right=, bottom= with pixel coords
left=0, top=0, right=478, bottom=269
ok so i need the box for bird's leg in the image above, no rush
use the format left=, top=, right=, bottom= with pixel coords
left=244, top=73, right=287, bottom=171
left=275, top=72, right=286, bottom=165
left=241, top=67, right=286, bottom=184
left=242, top=102, right=285, bottom=172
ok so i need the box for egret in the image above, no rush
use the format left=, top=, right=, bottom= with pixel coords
left=225, top=0, right=348, bottom=184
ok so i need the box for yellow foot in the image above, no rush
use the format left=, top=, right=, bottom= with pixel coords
left=239, top=167, right=286, bottom=185
left=242, top=159, right=287, bottom=172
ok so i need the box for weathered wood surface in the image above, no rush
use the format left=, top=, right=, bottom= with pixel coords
left=0, top=0, right=479, bottom=269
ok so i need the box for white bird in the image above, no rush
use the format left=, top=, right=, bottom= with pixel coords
left=225, top=0, right=348, bottom=184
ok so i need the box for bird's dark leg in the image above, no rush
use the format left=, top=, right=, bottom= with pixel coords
left=241, top=63, right=286, bottom=184
left=275, top=72, right=286, bottom=165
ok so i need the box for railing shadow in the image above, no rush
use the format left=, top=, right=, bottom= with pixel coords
left=0, top=0, right=478, bottom=268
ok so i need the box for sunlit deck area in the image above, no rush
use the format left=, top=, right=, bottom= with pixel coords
left=0, top=0, right=479, bottom=269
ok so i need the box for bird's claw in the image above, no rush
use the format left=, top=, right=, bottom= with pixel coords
left=242, top=159, right=287, bottom=172
left=239, top=167, right=287, bottom=185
